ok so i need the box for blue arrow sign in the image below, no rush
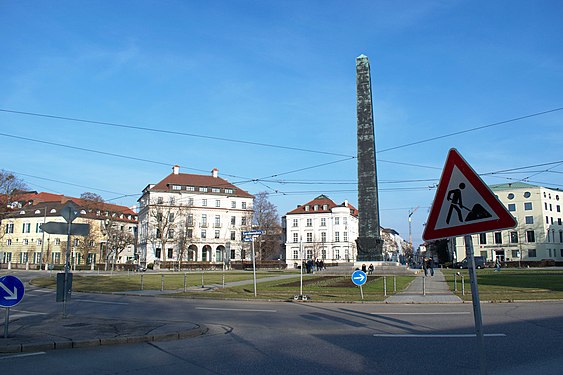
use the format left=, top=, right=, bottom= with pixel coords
left=351, top=270, right=367, bottom=286
left=0, top=275, right=25, bottom=308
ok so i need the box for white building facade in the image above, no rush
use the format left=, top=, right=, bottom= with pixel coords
left=282, top=195, right=359, bottom=268
left=452, top=182, right=563, bottom=264
left=137, top=166, right=254, bottom=266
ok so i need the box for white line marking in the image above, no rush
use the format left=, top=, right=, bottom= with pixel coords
left=196, top=307, right=277, bottom=313
left=12, top=310, right=47, bottom=315
left=372, top=312, right=471, bottom=315
left=373, top=333, right=506, bottom=338
left=0, top=352, right=46, bottom=360
left=74, top=299, right=128, bottom=305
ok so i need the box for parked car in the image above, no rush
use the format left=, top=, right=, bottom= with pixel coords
left=454, top=256, right=486, bottom=269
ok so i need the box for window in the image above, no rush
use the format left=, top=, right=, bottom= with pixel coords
left=241, top=217, right=247, bottom=225
left=306, top=233, right=312, bottom=243
left=560, top=230, right=563, bottom=243
left=187, top=229, right=193, bottom=238
left=6, top=239, right=11, bottom=246
left=215, top=200, right=221, bottom=208
left=215, top=230, right=220, bottom=239
left=305, top=206, right=310, bottom=211
left=212, top=188, right=220, bottom=193
left=525, top=216, right=534, bottom=224
left=528, top=249, right=536, bottom=257
left=242, top=202, right=247, bottom=209
left=230, top=231, right=236, bottom=240
left=511, top=250, right=519, bottom=258
left=231, top=201, right=236, bottom=208
left=494, top=232, right=502, bottom=244
left=166, top=248, right=172, bottom=258
left=201, top=214, right=207, bottom=226
left=335, top=249, right=340, bottom=260
left=314, top=205, right=318, bottom=211
left=343, top=232, right=348, bottom=242
left=320, top=218, right=326, bottom=227
left=215, top=215, right=221, bottom=227
left=36, top=223, right=43, bottom=233
left=510, top=231, right=518, bottom=243
left=557, top=205, right=561, bottom=213
left=321, top=232, right=327, bottom=242
left=507, top=193, right=514, bottom=200
left=545, top=202, right=548, bottom=210
left=225, top=189, right=233, bottom=194
left=526, top=230, right=535, bottom=242
left=202, top=199, right=207, bottom=207
left=293, top=233, right=298, bottom=243
left=37, top=239, right=42, bottom=245
left=508, top=203, right=516, bottom=212
left=187, top=214, right=194, bottom=226
left=293, top=250, right=299, bottom=260
left=200, top=187, right=208, bottom=192
left=187, top=186, right=195, bottom=191
left=188, top=198, right=194, bottom=206
left=5, top=223, right=14, bottom=233
left=201, top=230, right=206, bottom=238
left=293, top=219, right=298, bottom=227
left=306, top=249, right=312, bottom=259
left=524, top=202, right=533, bottom=210
left=157, top=197, right=163, bottom=204
left=546, top=216, right=549, bottom=224
left=170, top=197, right=175, bottom=205
left=523, top=191, right=531, bottom=198
left=55, top=238, right=61, bottom=245
left=322, top=204, right=328, bottom=210
left=335, top=217, right=340, bottom=225
left=231, top=216, right=236, bottom=225
left=322, top=249, right=326, bottom=259
left=335, top=231, right=340, bottom=242
left=23, top=239, right=29, bottom=245
left=168, top=229, right=174, bottom=239
left=20, top=253, right=28, bottom=263
left=169, top=213, right=175, bottom=222
left=172, top=185, right=181, bottom=190
left=22, top=223, right=31, bottom=233
left=306, top=218, right=312, bottom=227
left=479, top=233, right=487, bottom=244
left=343, top=217, right=347, bottom=225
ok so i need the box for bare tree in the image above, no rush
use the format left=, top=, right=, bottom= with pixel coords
left=0, top=170, right=29, bottom=240
left=146, top=202, right=176, bottom=265
left=76, top=232, right=99, bottom=266
left=105, top=221, right=135, bottom=271
left=252, top=192, right=282, bottom=260
left=80, top=192, right=105, bottom=203
left=175, top=207, right=195, bottom=269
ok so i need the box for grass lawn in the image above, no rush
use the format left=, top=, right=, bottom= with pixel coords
left=442, top=268, right=563, bottom=301
left=30, top=271, right=415, bottom=302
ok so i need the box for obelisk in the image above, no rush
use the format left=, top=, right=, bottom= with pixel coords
left=356, top=54, right=383, bottom=261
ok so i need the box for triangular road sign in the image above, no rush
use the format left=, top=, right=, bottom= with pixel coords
left=422, top=148, right=516, bottom=241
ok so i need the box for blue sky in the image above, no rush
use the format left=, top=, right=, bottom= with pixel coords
left=1, top=0, right=562, bottom=247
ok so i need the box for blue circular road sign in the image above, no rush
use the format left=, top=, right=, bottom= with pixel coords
left=0, top=275, right=25, bottom=308
left=351, top=270, right=367, bottom=286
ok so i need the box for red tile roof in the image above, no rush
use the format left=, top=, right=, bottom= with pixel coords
left=286, top=195, right=358, bottom=216
left=150, top=172, right=254, bottom=198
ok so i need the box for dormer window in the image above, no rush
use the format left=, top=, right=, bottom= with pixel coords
left=200, top=187, right=208, bottom=192
left=50, top=209, right=57, bottom=213
left=323, top=204, right=328, bottom=210
left=305, top=206, right=310, bottom=211
left=172, top=185, right=181, bottom=190
left=314, top=205, right=318, bottom=211
left=35, top=210, right=41, bottom=214
left=20, top=210, right=25, bottom=215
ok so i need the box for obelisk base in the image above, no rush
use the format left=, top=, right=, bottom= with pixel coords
left=356, top=237, right=383, bottom=261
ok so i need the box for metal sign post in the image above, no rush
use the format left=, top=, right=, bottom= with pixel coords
left=242, top=230, right=263, bottom=297
left=465, top=235, right=487, bottom=375
left=351, top=270, right=367, bottom=300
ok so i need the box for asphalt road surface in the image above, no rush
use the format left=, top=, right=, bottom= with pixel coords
left=1, top=275, right=562, bottom=374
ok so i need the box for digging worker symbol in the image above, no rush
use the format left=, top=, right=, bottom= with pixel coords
left=446, top=182, right=492, bottom=225
left=446, top=183, right=465, bottom=224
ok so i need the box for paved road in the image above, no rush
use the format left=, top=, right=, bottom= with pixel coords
left=1, top=271, right=562, bottom=374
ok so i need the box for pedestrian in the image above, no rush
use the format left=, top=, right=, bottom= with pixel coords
left=494, top=258, right=501, bottom=272
left=361, top=263, right=367, bottom=273
left=368, top=263, right=374, bottom=275
left=428, top=257, right=434, bottom=276
left=422, top=257, right=428, bottom=276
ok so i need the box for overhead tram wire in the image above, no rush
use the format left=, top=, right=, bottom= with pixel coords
left=0, top=108, right=352, bottom=158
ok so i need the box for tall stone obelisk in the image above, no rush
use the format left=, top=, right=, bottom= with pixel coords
left=356, top=54, right=383, bottom=261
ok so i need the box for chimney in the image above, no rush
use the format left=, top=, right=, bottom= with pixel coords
left=172, top=165, right=180, bottom=175
left=344, top=200, right=348, bottom=207
left=212, top=168, right=218, bottom=178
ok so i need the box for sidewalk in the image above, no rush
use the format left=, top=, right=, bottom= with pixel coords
left=384, top=269, right=463, bottom=303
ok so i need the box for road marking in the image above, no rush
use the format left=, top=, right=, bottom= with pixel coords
left=0, top=352, right=46, bottom=360
left=74, top=299, right=129, bottom=305
left=372, top=312, right=471, bottom=315
left=373, top=333, right=506, bottom=338
left=9, top=309, right=48, bottom=319
left=196, top=307, right=277, bottom=313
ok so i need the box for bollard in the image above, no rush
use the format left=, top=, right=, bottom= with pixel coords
left=141, top=274, right=144, bottom=291
left=201, top=270, right=204, bottom=288
left=454, top=273, right=458, bottom=292
left=423, top=276, right=426, bottom=296
left=393, top=276, right=397, bottom=292
left=161, top=274, right=164, bottom=292
left=462, top=275, right=465, bottom=295
left=384, top=276, right=387, bottom=297
left=184, top=272, right=187, bottom=293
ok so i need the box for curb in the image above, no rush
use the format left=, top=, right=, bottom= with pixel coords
left=0, top=325, right=208, bottom=354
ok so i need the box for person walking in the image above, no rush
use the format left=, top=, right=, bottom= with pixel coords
left=422, top=257, right=428, bottom=277
left=428, top=257, right=434, bottom=276
left=494, top=258, right=501, bottom=272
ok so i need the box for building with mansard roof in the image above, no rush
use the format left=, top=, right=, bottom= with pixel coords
left=137, top=165, right=254, bottom=267
left=1, top=191, right=138, bottom=270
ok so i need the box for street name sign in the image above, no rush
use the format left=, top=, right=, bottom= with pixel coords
left=0, top=275, right=25, bottom=308
left=242, top=236, right=253, bottom=242
left=41, top=222, right=90, bottom=236
left=422, top=148, right=517, bottom=241
left=351, top=270, right=367, bottom=286
left=242, top=230, right=264, bottom=236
